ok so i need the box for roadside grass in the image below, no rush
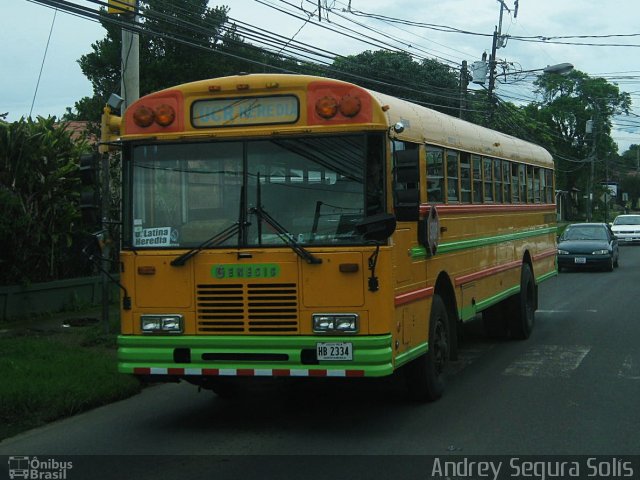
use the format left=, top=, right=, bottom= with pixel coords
left=0, top=320, right=141, bottom=441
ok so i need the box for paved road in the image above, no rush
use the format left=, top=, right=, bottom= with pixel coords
left=2, top=246, right=640, bottom=478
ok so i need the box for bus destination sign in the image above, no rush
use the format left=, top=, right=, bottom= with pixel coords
left=192, top=95, right=299, bottom=128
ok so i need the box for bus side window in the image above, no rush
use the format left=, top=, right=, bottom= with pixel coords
left=426, top=146, right=444, bottom=203
left=460, top=152, right=471, bottom=203
left=483, top=157, right=494, bottom=202
left=393, top=142, right=420, bottom=221
left=494, top=159, right=503, bottom=203
left=472, top=155, right=482, bottom=203
left=446, top=150, right=459, bottom=203
left=502, top=160, right=511, bottom=203
left=512, top=163, right=520, bottom=203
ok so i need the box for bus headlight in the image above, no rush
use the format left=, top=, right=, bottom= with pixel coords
left=141, top=315, right=183, bottom=334
left=313, top=314, right=358, bottom=334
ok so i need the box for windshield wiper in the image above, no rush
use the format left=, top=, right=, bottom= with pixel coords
left=170, top=222, right=240, bottom=267
left=171, top=187, right=246, bottom=267
left=251, top=174, right=322, bottom=265
left=251, top=205, right=322, bottom=264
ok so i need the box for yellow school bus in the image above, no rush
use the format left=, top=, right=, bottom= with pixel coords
left=107, top=73, right=556, bottom=401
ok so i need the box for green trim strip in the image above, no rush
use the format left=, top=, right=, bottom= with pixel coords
left=394, top=342, right=428, bottom=368
left=410, top=227, right=557, bottom=259
left=458, top=268, right=557, bottom=320
left=536, top=269, right=558, bottom=283
left=118, top=334, right=395, bottom=377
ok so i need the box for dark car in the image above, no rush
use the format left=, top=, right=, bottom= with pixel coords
left=557, top=223, right=619, bottom=272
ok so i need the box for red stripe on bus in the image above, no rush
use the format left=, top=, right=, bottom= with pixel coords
left=394, top=287, right=434, bottom=306
left=134, top=368, right=151, bottom=375
left=533, top=249, right=557, bottom=261
left=167, top=368, right=184, bottom=375
left=202, top=368, right=219, bottom=376
left=420, top=203, right=556, bottom=215
left=272, top=369, right=291, bottom=376
left=237, top=369, right=255, bottom=376
left=454, top=260, right=521, bottom=286
left=309, top=369, right=328, bottom=377
left=346, top=370, right=365, bottom=377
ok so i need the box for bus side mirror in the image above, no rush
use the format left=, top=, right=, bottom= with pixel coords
left=356, top=213, right=397, bottom=242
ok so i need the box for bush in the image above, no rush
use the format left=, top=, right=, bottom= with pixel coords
left=0, top=117, right=94, bottom=285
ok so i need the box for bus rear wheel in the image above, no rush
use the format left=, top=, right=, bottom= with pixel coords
left=405, top=294, right=450, bottom=402
left=508, top=263, right=535, bottom=340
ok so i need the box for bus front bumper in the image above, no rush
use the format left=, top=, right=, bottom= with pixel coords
left=118, top=334, right=394, bottom=378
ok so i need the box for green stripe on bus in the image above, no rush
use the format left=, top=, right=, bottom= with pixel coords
left=410, top=226, right=557, bottom=259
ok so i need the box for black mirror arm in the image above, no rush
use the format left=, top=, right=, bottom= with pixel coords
left=367, top=242, right=381, bottom=292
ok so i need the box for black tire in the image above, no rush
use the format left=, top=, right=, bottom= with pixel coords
left=482, top=301, right=509, bottom=338
left=508, top=263, right=535, bottom=340
left=606, top=256, right=614, bottom=272
left=405, top=294, right=450, bottom=402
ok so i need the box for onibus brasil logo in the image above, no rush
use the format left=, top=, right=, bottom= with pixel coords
left=8, top=456, right=72, bottom=479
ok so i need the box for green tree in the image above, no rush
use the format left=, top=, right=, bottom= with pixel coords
left=66, top=1, right=302, bottom=122
left=504, top=71, right=631, bottom=218
left=330, top=50, right=461, bottom=116
left=0, top=117, right=90, bottom=284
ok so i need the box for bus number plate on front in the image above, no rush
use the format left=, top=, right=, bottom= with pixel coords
left=316, top=342, right=353, bottom=361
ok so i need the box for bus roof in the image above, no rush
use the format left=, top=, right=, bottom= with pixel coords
left=124, top=73, right=553, bottom=168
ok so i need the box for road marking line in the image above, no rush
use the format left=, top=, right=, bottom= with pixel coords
left=448, top=344, right=495, bottom=375
left=537, top=310, right=598, bottom=314
left=618, top=355, right=640, bottom=380
left=503, top=345, right=590, bottom=378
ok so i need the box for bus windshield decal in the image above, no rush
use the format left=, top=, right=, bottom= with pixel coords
left=134, top=226, right=178, bottom=247
left=192, top=95, right=299, bottom=128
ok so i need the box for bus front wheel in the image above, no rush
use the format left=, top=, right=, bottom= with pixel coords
left=405, top=294, right=450, bottom=402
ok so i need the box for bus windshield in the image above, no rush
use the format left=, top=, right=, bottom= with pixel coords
left=127, top=133, right=385, bottom=249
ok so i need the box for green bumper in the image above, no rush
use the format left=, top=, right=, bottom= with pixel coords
left=118, top=334, right=394, bottom=378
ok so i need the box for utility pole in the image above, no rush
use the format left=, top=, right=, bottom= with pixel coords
left=459, top=60, right=469, bottom=119
left=103, top=1, right=140, bottom=333
left=487, top=1, right=517, bottom=124
left=586, top=118, right=596, bottom=222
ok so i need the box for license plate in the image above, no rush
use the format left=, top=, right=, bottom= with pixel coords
left=316, top=342, right=353, bottom=361
left=574, top=257, right=586, bottom=264
left=625, top=238, right=633, bottom=242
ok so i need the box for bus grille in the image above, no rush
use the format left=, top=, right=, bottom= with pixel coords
left=196, top=283, right=299, bottom=334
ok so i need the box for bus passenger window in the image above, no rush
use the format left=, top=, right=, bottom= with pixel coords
left=426, top=146, right=444, bottom=203
left=502, top=160, right=511, bottom=203
left=519, top=164, right=526, bottom=203
left=472, top=155, right=482, bottom=203
left=494, top=159, right=503, bottom=203
left=446, top=150, right=459, bottom=203
left=483, top=157, right=493, bottom=202
left=511, top=163, right=520, bottom=203
left=545, top=169, right=554, bottom=203
left=534, top=167, right=541, bottom=203
left=460, top=152, right=471, bottom=203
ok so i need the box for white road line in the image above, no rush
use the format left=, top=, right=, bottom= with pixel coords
left=617, top=355, right=640, bottom=380
left=537, top=310, right=598, bottom=314
left=503, top=345, right=591, bottom=378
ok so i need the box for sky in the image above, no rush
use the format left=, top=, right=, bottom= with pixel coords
left=2, top=0, right=640, bottom=152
